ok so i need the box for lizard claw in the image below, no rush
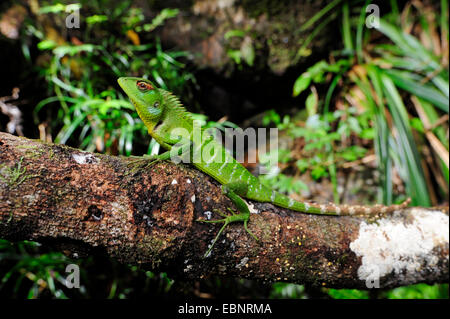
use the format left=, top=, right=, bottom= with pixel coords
left=197, top=210, right=258, bottom=257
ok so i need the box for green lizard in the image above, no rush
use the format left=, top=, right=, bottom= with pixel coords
left=118, top=77, right=410, bottom=256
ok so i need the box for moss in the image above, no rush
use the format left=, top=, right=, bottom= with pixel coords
left=337, top=253, right=349, bottom=265
left=16, top=144, right=39, bottom=150
left=136, top=234, right=177, bottom=268
left=0, top=157, right=36, bottom=188
left=6, top=210, right=13, bottom=223
left=255, top=218, right=274, bottom=242
left=16, top=144, right=42, bottom=158
left=47, top=148, right=55, bottom=159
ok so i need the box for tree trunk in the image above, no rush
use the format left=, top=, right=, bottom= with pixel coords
left=0, top=132, right=448, bottom=289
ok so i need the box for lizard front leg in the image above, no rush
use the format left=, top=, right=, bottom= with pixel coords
left=127, top=137, right=192, bottom=168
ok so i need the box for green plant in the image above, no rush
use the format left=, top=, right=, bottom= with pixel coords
left=293, top=0, right=449, bottom=207
left=260, top=108, right=370, bottom=202
left=0, top=157, right=30, bottom=188
left=224, top=29, right=255, bottom=67
left=26, top=1, right=194, bottom=155
left=0, top=240, right=72, bottom=298
left=0, top=239, right=176, bottom=299
left=270, top=283, right=306, bottom=299
left=326, top=283, right=449, bottom=299
left=382, top=283, right=449, bottom=299
left=326, top=288, right=369, bottom=299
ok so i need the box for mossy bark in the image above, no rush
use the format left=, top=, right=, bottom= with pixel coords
left=0, top=132, right=448, bottom=289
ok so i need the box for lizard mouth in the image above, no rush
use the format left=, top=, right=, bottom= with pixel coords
left=153, top=119, right=164, bottom=132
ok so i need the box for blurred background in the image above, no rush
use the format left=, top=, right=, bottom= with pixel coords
left=0, top=0, right=448, bottom=299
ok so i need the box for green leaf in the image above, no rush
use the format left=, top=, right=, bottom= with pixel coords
left=305, top=91, right=318, bottom=117
left=224, top=29, right=246, bottom=40
left=311, top=166, right=328, bottom=180
left=55, top=113, right=87, bottom=145
left=323, top=74, right=341, bottom=114
left=384, top=69, right=448, bottom=113
left=381, top=73, right=431, bottom=206
left=327, top=289, right=369, bottom=299
left=410, top=118, right=425, bottom=133
left=86, top=15, right=108, bottom=24
left=339, top=146, right=367, bottom=161
left=384, top=284, right=448, bottom=299
left=140, top=8, right=179, bottom=32
left=360, top=128, right=375, bottom=139
left=37, top=40, right=57, bottom=51
left=377, top=20, right=441, bottom=70
left=347, top=117, right=362, bottom=134
left=308, top=60, right=329, bottom=81
left=299, top=0, right=343, bottom=31
left=262, top=110, right=281, bottom=126
left=341, top=1, right=353, bottom=51
left=53, top=44, right=98, bottom=58
left=296, top=159, right=310, bottom=172
left=226, top=49, right=242, bottom=65
left=364, top=66, right=393, bottom=204
left=240, top=37, right=255, bottom=66
left=293, top=74, right=311, bottom=96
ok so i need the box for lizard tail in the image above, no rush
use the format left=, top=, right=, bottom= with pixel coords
left=272, top=191, right=411, bottom=216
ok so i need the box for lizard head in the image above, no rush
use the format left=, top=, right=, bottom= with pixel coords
left=118, top=77, right=163, bottom=126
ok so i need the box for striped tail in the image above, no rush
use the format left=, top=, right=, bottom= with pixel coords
left=271, top=191, right=411, bottom=216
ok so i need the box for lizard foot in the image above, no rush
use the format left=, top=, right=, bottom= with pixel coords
left=197, top=208, right=258, bottom=258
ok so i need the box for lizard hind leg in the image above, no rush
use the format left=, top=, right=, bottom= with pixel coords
left=197, top=182, right=258, bottom=257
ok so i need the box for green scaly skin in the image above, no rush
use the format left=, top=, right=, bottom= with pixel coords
left=118, top=77, right=411, bottom=257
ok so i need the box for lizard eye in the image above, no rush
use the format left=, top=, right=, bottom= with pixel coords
left=136, top=81, right=153, bottom=92
left=153, top=102, right=159, bottom=108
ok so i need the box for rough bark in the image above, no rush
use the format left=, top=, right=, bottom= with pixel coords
left=0, top=132, right=448, bottom=289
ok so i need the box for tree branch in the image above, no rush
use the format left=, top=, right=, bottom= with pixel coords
left=0, top=132, right=448, bottom=289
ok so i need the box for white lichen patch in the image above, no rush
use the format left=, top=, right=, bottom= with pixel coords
left=110, top=201, right=127, bottom=214
left=72, top=153, right=98, bottom=164
left=22, top=194, right=38, bottom=205
left=184, top=264, right=193, bottom=273
left=236, top=257, right=249, bottom=269
left=203, top=211, right=212, bottom=220
left=246, top=201, right=259, bottom=214
left=350, top=209, right=449, bottom=284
